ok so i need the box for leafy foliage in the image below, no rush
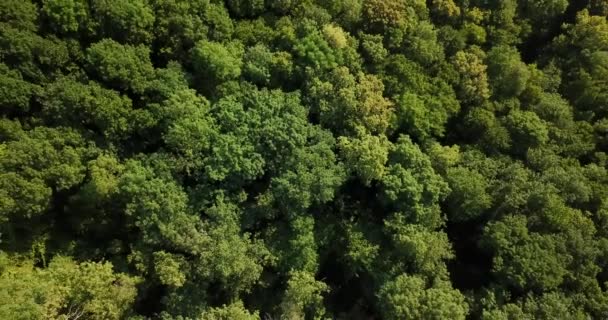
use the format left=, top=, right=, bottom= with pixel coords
left=1, top=1, right=608, bottom=319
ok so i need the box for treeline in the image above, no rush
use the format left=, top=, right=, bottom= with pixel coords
left=1, top=0, right=608, bottom=319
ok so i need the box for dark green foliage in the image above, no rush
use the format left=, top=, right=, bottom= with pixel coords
left=0, top=24, right=70, bottom=82
left=378, top=274, right=468, bottom=319
left=89, top=0, right=155, bottom=44
left=2, top=1, right=608, bottom=319
left=482, top=215, right=571, bottom=292
left=41, top=0, right=89, bottom=36
left=0, top=64, right=36, bottom=114
left=225, top=0, right=265, bottom=18
left=192, top=40, right=243, bottom=85
left=0, top=0, right=38, bottom=32
left=0, top=254, right=139, bottom=320
left=293, top=29, right=343, bottom=71
left=86, top=39, right=155, bottom=94
left=39, top=77, right=151, bottom=141
left=446, top=166, right=492, bottom=221
left=486, top=45, right=530, bottom=99
left=380, top=135, right=449, bottom=228
left=505, top=109, right=549, bottom=154
left=1, top=122, right=92, bottom=221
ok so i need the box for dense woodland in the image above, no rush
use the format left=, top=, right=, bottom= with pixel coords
left=1, top=0, right=608, bottom=319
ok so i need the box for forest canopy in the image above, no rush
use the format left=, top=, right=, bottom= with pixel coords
left=1, top=0, right=608, bottom=319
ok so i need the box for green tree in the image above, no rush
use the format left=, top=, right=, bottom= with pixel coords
left=396, top=90, right=457, bottom=141
left=280, top=270, right=329, bottom=320
left=118, top=160, right=208, bottom=253
left=41, top=0, right=89, bottom=36
left=0, top=122, right=90, bottom=221
left=89, top=0, right=154, bottom=44
left=3, top=1, right=608, bottom=318
left=0, top=63, right=36, bottom=114
left=0, top=24, right=70, bottom=82
left=504, top=109, right=549, bottom=154
left=430, top=0, right=460, bottom=20
left=486, top=45, right=530, bottom=99
left=403, top=21, right=445, bottom=66
left=40, top=77, right=152, bottom=141
left=269, top=127, right=346, bottom=211
left=310, top=67, right=395, bottom=135
left=385, top=220, right=454, bottom=277
left=149, top=0, right=209, bottom=62
left=380, top=135, right=449, bottom=228
left=317, top=0, right=363, bottom=27
left=482, top=292, right=589, bottom=320
left=338, top=133, right=391, bottom=185
left=243, top=44, right=273, bottom=85
left=464, top=107, right=512, bottom=153
left=293, top=29, right=343, bottom=71
left=362, top=0, right=422, bottom=33
left=199, top=301, right=260, bottom=320
left=378, top=274, right=468, bottom=320
left=518, top=0, right=568, bottom=34
left=452, top=48, right=491, bottom=104
left=192, top=40, right=243, bottom=85
left=481, top=215, right=571, bottom=292
left=445, top=166, right=493, bottom=221
left=86, top=39, right=155, bottom=94
left=360, top=32, right=388, bottom=64
left=0, top=254, right=139, bottom=320
left=0, top=0, right=38, bottom=32
left=225, top=0, right=265, bottom=17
